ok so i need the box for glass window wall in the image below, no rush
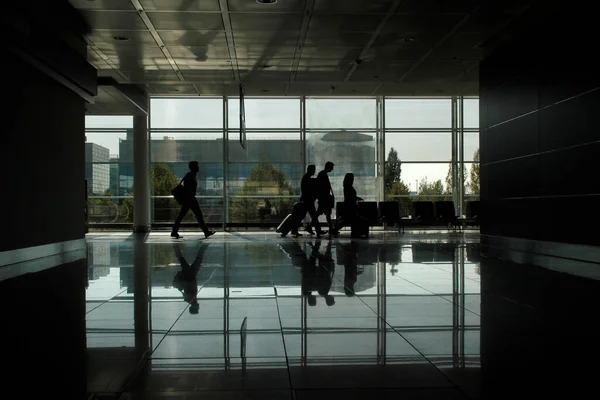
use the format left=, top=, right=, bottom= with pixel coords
left=85, top=97, right=478, bottom=227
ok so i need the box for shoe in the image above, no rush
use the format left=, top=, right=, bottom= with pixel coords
left=292, top=232, right=302, bottom=238
left=316, top=230, right=328, bottom=237
left=305, top=224, right=314, bottom=235
left=329, top=229, right=339, bottom=236
left=171, top=231, right=182, bottom=239
left=204, top=230, right=216, bottom=239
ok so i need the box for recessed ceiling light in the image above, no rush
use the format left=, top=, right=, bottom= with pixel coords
left=113, top=36, right=130, bottom=41
left=256, top=0, right=278, bottom=4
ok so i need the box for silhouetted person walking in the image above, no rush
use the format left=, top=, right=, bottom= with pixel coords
left=301, top=165, right=327, bottom=236
left=172, top=242, right=209, bottom=314
left=316, top=161, right=335, bottom=233
left=333, top=173, right=363, bottom=234
left=172, top=161, right=216, bottom=239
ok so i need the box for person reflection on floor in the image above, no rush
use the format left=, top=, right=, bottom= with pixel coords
left=172, top=242, right=209, bottom=314
left=316, top=239, right=336, bottom=306
left=301, top=239, right=335, bottom=307
left=340, top=241, right=359, bottom=297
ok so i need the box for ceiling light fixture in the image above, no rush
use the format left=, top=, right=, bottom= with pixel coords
left=256, top=0, right=278, bottom=4
left=113, top=36, right=130, bottom=41
left=398, top=37, right=416, bottom=43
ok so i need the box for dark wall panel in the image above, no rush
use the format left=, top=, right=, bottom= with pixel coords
left=2, top=55, right=86, bottom=252
left=480, top=3, right=600, bottom=247
left=0, top=259, right=87, bottom=397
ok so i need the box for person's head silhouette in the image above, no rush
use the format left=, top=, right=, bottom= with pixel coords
left=343, top=172, right=354, bottom=187
left=189, top=160, right=199, bottom=172
left=307, top=164, right=316, bottom=176
left=324, top=161, right=334, bottom=173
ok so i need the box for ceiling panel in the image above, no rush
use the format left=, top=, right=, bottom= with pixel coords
left=290, top=82, right=381, bottom=96
left=69, top=0, right=135, bottom=10
left=228, top=0, right=304, bottom=12
left=100, top=45, right=167, bottom=60
left=349, top=62, right=413, bottom=81
left=428, top=47, right=484, bottom=62
left=230, top=13, right=303, bottom=31
left=405, top=62, right=470, bottom=83
left=181, top=70, right=236, bottom=81
left=147, top=12, right=224, bottom=30
left=158, top=30, right=227, bottom=45
left=166, top=45, right=231, bottom=59
left=140, top=0, right=221, bottom=11
left=304, top=31, right=373, bottom=48
left=397, top=0, right=476, bottom=13
left=237, top=58, right=294, bottom=68
left=368, top=46, right=430, bottom=62
left=232, top=31, right=299, bottom=45
left=122, top=70, right=181, bottom=81
left=148, top=84, right=198, bottom=95
left=308, top=14, right=384, bottom=32
left=239, top=70, right=291, bottom=83
left=313, top=0, right=392, bottom=14
left=300, top=47, right=361, bottom=61
left=382, top=13, right=466, bottom=36
left=79, top=10, right=147, bottom=30
left=174, top=58, right=231, bottom=69
left=294, top=68, right=350, bottom=82
left=87, top=30, right=157, bottom=46
left=238, top=82, right=290, bottom=96
left=234, top=45, right=296, bottom=59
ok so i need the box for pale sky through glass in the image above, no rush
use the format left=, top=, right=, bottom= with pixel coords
left=85, top=98, right=479, bottom=192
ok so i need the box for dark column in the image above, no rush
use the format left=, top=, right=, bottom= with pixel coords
left=1, top=2, right=96, bottom=397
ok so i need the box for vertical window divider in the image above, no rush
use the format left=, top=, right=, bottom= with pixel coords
left=147, top=102, right=153, bottom=226
left=223, top=96, right=229, bottom=230
left=378, top=96, right=385, bottom=202
left=301, top=96, right=306, bottom=176
left=451, top=96, right=459, bottom=216
left=459, top=95, right=465, bottom=217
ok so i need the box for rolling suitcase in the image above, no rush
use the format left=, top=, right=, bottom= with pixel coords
left=276, top=202, right=306, bottom=236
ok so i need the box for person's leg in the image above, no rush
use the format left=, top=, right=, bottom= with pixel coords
left=172, top=203, right=191, bottom=237
left=190, top=198, right=213, bottom=237
left=308, top=204, right=325, bottom=235
left=325, top=208, right=335, bottom=231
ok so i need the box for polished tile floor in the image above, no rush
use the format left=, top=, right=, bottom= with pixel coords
left=85, top=231, right=481, bottom=399
left=84, top=230, right=600, bottom=399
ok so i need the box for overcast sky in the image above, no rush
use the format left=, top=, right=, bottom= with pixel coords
left=86, top=98, right=478, bottom=192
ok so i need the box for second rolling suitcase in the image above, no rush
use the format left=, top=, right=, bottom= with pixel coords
left=276, top=202, right=306, bottom=236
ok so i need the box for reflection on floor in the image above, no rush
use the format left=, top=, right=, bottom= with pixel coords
left=84, top=230, right=600, bottom=399
left=86, top=231, right=481, bottom=399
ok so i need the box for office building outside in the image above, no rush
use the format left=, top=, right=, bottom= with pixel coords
left=85, top=142, right=110, bottom=195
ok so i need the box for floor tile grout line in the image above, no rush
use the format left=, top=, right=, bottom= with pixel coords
left=85, top=288, right=130, bottom=315
left=320, top=262, right=462, bottom=391
left=274, top=287, right=297, bottom=400
left=148, top=265, right=220, bottom=359
left=390, top=273, right=481, bottom=318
